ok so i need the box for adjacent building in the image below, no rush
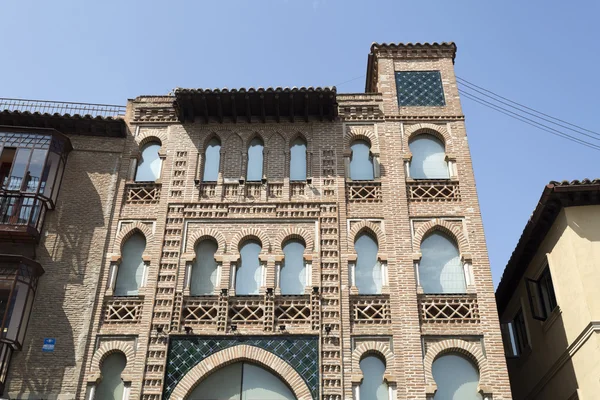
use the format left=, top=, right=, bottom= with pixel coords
left=496, top=179, right=600, bottom=400
left=0, top=42, right=511, bottom=399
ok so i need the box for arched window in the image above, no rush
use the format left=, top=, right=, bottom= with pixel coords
left=359, top=355, right=388, bottom=400
left=236, top=240, right=262, bottom=295
left=290, top=137, right=307, bottom=181
left=354, top=233, right=381, bottom=294
left=350, top=140, right=374, bottom=180
left=114, top=233, right=146, bottom=296
left=188, top=361, right=296, bottom=400
left=95, top=352, right=127, bottom=400
left=247, top=138, right=264, bottom=182
left=419, top=232, right=465, bottom=294
left=432, top=354, right=482, bottom=400
left=280, top=239, right=306, bottom=295
left=408, top=134, right=449, bottom=179
left=203, top=138, right=221, bottom=182
left=135, top=142, right=162, bottom=182
left=190, top=239, right=219, bottom=296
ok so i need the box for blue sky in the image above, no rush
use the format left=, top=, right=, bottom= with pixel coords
left=2, top=0, right=599, bottom=286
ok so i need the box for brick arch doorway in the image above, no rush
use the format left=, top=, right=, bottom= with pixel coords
left=170, top=344, right=313, bottom=400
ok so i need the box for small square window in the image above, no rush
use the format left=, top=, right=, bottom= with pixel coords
left=395, top=71, right=446, bottom=106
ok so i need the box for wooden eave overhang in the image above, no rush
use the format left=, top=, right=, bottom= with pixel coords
left=0, top=110, right=126, bottom=138
left=174, top=87, right=337, bottom=124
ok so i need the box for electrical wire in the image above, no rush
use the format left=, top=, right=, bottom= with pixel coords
left=457, top=76, right=600, bottom=137
left=459, top=90, right=600, bottom=151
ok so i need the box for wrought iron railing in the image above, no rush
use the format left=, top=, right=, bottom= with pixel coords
left=0, top=98, right=126, bottom=118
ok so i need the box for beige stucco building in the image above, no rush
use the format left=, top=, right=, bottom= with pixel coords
left=496, top=179, right=600, bottom=400
left=0, top=42, right=511, bottom=399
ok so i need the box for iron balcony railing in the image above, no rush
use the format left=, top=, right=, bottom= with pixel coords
left=0, top=98, right=126, bottom=118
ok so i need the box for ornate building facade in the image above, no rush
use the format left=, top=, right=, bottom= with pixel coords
left=0, top=42, right=511, bottom=399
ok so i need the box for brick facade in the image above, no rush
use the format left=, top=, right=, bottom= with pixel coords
left=3, top=42, right=511, bottom=399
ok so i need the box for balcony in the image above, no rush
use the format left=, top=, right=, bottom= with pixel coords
left=0, top=127, right=72, bottom=242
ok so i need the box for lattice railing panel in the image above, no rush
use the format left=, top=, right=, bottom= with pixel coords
left=125, top=183, right=161, bottom=204
left=182, top=297, right=219, bottom=323
left=275, top=296, right=311, bottom=324
left=199, top=183, right=217, bottom=199
left=290, top=182, right=306, bottom=197
left=407, top=180, right=461, bottom=202
left=228, top=298, right=264, bottom=323
left=419, top=294, right=480, bottom=323
left=104, top=297, right=143, bottom=323
left=268, top=183, right=284, bottom=199
left=222, top=183, right=239, bottom=200
left=346, top=181, right=382, bottom=202
left=351, top=296, right=391, bottom=324
left=245, top=182, right=262, bottom=199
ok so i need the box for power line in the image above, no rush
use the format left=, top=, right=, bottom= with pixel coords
left=457, top=76, right=600, bottom=137
left=457, top=79, right=600, bottom=141
left=333, top=75, right=365, bottom=88
left=459, top=90, right=600, bottom=151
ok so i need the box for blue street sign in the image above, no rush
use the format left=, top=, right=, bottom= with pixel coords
left=42, top=338, right=55, bottom=352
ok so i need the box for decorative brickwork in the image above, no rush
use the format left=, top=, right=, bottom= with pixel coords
left=4, top=42, right=511, bottom=400
left=167, top=339, right=318, bottom=399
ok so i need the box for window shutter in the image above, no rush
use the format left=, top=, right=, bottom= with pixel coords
left=373, top=155, right=381, bottom=178
left=500, top=322, right=517, bottom=357
left=526, top=278, right=546, bottom=320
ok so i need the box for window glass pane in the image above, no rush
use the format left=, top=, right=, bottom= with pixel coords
left=24, top=149, right=47, bottom=192
left=203, top=138, right=221, bottom=182
left=191, top=240, right=219, bottom=295
left=135, top=142, right=161, bottom=182
left=540, top=267, right=557, bottom=314
left=189, top=362, right=296, bottom=400
left=95, top=352, right=127, bottom=400
left=514, top=309, right=528, bottom=354
left=281, top=240, right=306, bottom=295
left=355, top=233, right=381, bottom=294
left=350, top=140, right=374, bottom=180
left=420, top=232, right=465, bottom=294
left=396, top=71, right=445, bottom=106
left=236, top=240, right=262, bottom=295
left=40, top=151, right=59, bottom=197
left=114, top=233, right=146, bottom=296
left=0, top=148, right=16, bottom=189
left=409, top=134, right=449, bottom=179
left=432, top=354, right=482, bottom=400
left=290, top=138, right=307, bottom=181
left=359, top=355, right=388, bottom=400
left=6, top=148, right=31, bottom=190
left=242, top=363, right=296, bottom=400
left=247, top=138, right=264, bottom=181
left=189, top=362, right=242, bottom=400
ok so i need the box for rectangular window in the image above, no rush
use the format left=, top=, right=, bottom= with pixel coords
left=395, top=71, right=446, bottom=106
left=502, top=308, right=529, bottom=357
left=526, top=264, right=558, bottom=321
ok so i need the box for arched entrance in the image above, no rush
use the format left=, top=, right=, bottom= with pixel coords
left=187, top=361, right=296, bottom=400
left=170, top=344, right=313, bottom=400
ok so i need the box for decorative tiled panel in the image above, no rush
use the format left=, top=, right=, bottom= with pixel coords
left=165, top=335, right=319, bottom=399
left=395, top=71, right=445, bottom=106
